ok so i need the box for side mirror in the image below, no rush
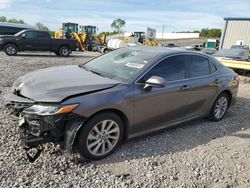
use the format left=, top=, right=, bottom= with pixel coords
left=21, top=34, right=26, bottom=39
left=144, top=76, right=166, bottom=89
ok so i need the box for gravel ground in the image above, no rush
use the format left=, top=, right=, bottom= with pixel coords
left=1, top=51, right=250, bottom=188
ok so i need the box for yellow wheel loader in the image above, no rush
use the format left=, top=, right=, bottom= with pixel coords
left=55, top=23, right=106, bottom=52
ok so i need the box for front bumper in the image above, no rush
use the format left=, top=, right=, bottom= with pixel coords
left=19, top=113, right=66, bottom=148
left=0, top=40, right=3, bottom=50
left=6, top=97, right=86, bottom=156
left=18, top=111, right=86, bottom=153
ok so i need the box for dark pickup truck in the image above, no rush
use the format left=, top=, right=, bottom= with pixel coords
left=0, top=29, right=77, bottom=57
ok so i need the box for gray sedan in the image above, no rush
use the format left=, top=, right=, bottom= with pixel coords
left=5, top=46, right=239, bottom=161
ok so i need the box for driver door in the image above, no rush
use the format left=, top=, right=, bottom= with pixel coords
left=132, top=54, right=192, bottom=134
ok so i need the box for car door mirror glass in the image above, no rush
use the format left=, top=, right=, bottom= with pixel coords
left=144, top=76, right=166, bottom=89
left=21, top=34, right=26, bottom=38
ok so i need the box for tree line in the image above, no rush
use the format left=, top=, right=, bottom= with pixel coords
left=177, top=28, right=221, bottom=37
left=0, top=16, right=221, bottom=38
left=0, top=16, right=24, bottom=24
left=0, top=16, right=54, bottom=36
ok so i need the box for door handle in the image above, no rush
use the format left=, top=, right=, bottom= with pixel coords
left=213, top=79, right=222, bottom=84
left=180, top=85, right=190, bottom=91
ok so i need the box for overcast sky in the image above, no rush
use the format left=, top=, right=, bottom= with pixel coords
left=0, top=0, right=250, bottom=33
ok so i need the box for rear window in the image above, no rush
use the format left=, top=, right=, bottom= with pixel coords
left=209, top=63, right=217, bottom=74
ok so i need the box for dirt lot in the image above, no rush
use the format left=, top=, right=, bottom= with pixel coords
left=1, top=51, right=250, bottom=188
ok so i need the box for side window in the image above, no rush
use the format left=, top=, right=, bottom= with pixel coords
left=25, top=31, right=35, bottom=39
left=209, top=63, right=217, bottom=74
left=189, top=55, right=210, bottom=77
left=141, top=55, right=187, bottom=82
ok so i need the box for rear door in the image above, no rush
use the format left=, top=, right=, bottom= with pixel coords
left=186, top=54, right=219, bottom=117
left=34, top=32, right=51, bottom=51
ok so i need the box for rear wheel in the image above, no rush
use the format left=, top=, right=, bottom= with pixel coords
left=208, top=93, right=230, bottom=122
left=4, top=44, right=18, bottom=56
left=59, top=46, right=70, bottom=57
left=77, top=112, right=124, bottom=160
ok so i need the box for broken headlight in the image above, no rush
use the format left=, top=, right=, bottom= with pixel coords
left=23, top=104, right=79, bottom=116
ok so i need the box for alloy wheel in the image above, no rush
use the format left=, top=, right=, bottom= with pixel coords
left=87, top=119, right=120, bottom=156
left=214, top=96, right=228, bottom=119
left=6, top=46, right=16, bottom=55
left=61, top=48, right=69, bottom=56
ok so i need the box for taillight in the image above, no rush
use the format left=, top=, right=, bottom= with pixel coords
left=234, top=74, right=240, bottom=81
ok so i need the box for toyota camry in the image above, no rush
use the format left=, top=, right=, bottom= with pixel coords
left=5, top=46, right=239, bottom=161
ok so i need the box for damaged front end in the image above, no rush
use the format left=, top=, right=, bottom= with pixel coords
left=5, top=94, right=86, bottom=162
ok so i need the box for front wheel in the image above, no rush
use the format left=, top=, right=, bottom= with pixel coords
left=59, top=46, right=70, bottom=57
left=77, top=112, right=124, bottom=160
left=208, top=93, right=230, bottom=122
left=4, top=44, right=18, bottom=56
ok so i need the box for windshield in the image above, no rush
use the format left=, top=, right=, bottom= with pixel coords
left=82, top=48, right=157, bottom=82
left=14, top=30, right=26, bottom=36
left=215, top=49, right=246, bottom=57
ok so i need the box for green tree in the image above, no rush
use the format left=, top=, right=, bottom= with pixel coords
left=100, top=31, right=119, bottom=36
left=200, top=28, right=221, bottom=37
left=7, top=18, right=24, bottom=24
left=208, top=28, right=221, bottom=37
left=111, top=18, right=126, bottom=33
left=18, top=19, right=24, bottom=24
left=48, top=31, right=55, bottom=37
left=0, top=16, right=7, bottom=22
left=35, top=22, right=49, bottom=31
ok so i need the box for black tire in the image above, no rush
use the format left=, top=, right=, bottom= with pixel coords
left=87, top=45, right=92, bottom=51
left=91, top=41, right=99, bottom=52
left=55, top=51, right=60, bottom=56
left=208, top=93, right=230, bottom=122
left=77, top=112, right=124, bottom=160
left=59, top=46, right=70, bottom=57
left=4, top=44, right=18, bottom=56
left=103, top=48, right=108, bottom=54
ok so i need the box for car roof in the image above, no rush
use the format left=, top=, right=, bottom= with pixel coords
left=128, top=46, right=190, bottom=55
left=127, top=46, right=208, bottom=59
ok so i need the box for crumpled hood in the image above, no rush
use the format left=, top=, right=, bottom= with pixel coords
left=12, top=65, right=119, bottom=102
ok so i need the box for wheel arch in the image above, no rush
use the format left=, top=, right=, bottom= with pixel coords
left=59, top=44, right=71, bottom=50
left=69, top=108, right=130, bottom=153
left=219, top=89, right=232, bottom=106
left=3, top=43, right=19, bottom=50
left=85, top=108, right=130, bottom=141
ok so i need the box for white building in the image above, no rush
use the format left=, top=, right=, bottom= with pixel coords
left=220, top=17, right=250, bottom=49
left=124, top=32, right=199, bottom=39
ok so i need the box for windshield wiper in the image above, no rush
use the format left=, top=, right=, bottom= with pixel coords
left=89, top=70, right=109, bottom=78
left=79, top=65, right=113, bottom=79
left=79, top=64, right=89, bottom=71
